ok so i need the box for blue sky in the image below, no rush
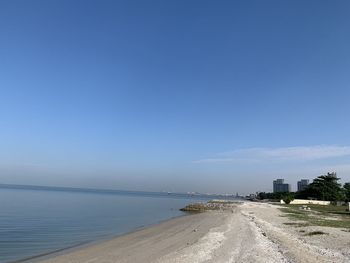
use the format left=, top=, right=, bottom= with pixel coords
left=1, top=1, right=350, bottom=194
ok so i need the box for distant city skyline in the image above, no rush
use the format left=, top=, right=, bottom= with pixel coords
left=1, top=1, right=350, bottom=195
left=297, top=179, right=310, bottom=192
left=273, top=179, right=291, bottom=193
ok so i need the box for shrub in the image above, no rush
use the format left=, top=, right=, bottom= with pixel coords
left=282, top=194, right=294, bottom=204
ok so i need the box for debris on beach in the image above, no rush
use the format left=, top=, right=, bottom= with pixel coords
left=299, top=205, right=311, bottom=211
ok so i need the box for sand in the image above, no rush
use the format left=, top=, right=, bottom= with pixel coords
left=37, top=202, right=350, bottom=263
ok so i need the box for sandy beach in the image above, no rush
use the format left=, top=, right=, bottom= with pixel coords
left=38, top=202, right=350, bottom=263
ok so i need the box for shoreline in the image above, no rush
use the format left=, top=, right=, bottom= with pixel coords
left=18, top=212, right=192, bottom=263
left=23, top=200, right=241, bottom=263
left=35, top=211, right=234, bottom=262
left=24, top=202, right=350, bottom=263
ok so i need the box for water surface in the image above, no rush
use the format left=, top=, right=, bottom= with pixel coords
left=0, top=186, right=217, bottom=262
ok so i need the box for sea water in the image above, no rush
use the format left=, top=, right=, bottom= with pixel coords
left=0, top=186, right=216, bottom=262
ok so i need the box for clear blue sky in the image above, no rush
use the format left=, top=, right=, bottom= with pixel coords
left=1, top=0, right=350, bottom=194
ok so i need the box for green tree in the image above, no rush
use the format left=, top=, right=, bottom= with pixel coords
left=257, top=191, right=292, bottom=201
left=282, top=193, right=294, bottom=204
left=301, top=174, right=343, bottom=201
left=344, top=183, right=350, bottom=202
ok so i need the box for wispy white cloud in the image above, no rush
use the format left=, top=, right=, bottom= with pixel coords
left=193, top=145, right=350, bottom=163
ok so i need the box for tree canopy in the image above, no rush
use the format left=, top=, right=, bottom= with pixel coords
left=297, top=174, right=343, bottom=201
left=258, top=173, right=349, bottom=202
left=344, top=183, right=350, bottom=202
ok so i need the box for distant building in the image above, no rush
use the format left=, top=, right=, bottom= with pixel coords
left=249, top=193, right=256, bottom=199
left=327, top=172, right=337, bottom=178
left=273, top=179, right=291, bottom=193
left=297, top=179, right=309, bottom=191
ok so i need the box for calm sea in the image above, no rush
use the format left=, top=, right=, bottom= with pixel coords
left=0, top=186, right=220, bottom=263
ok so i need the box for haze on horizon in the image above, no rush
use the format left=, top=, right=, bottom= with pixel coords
left=1, top=1, right=350, bottom=195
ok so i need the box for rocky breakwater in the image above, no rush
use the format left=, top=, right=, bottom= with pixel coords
left=180, top=200, right=238, bottom=213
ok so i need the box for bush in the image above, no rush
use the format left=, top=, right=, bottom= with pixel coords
left=282, top=194, right=294, bottom=204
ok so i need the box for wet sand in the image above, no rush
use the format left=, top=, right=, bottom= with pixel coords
left=38, top=202, right=350, bottom=263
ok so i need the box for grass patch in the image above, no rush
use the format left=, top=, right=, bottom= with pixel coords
left=295, top=204, right=349, bottom=215
left=279, top=208, right=310, bottom=221
left=279, top=204, right=350, bottom=229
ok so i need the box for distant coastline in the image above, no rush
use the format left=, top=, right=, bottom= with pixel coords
left=0, top=183, right=239, bottom=201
